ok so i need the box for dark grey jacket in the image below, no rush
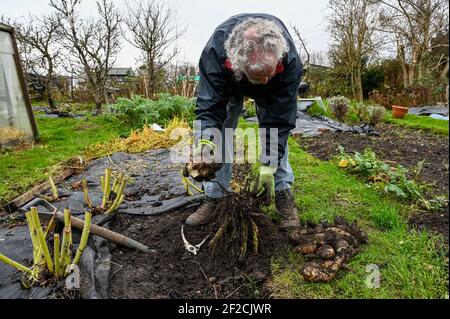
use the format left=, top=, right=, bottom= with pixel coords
left=195, top=13, right=303, bottom=165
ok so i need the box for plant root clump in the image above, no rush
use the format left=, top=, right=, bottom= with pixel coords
left=184, top=162, right=223, bottom=182
left=208, top=173, right=273, bottom=263
left=289, top=216, right=368, bottom=283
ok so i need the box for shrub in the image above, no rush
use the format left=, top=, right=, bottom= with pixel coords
left=368, top=105, right=386, bottom=126
left=351, top=102, right=370, bottom=123
left=328, top=96, right=350, bottom=121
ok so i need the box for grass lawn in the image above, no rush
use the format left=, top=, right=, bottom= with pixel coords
left=267, top=138, right=448, bottom=298
left=384, top=113, right=449, bottom=135
left=237, top=119, right=447, bottom=298
left=0, top=115, right=127, bottom=207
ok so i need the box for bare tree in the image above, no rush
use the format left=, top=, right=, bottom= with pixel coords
left=292, top=25, right=310, bottom=81
left=50, top=0, right=122, bottom=114
left=373, top=0, right=449, bottom=87
left=124, top=0, right=185, bottom=99
left=11, top=14, right=62, bottom=110
left=327, top=0, right=380, bottom=101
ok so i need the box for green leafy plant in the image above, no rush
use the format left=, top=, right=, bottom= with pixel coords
left=106, top=93, right=195, bottom=128
left=328, top=96, right=350, bottom=121
left=337, top=146, right=446, bottom=210
left=307, top=101, right=330, bottom=117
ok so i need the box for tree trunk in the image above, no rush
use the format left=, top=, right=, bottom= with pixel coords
left=401, top=63, right=409, bottom=88
left=399, top=45, right=411, bottom=88
left=93, top=92, right=102, bottom=115
left=48, top=94, right=56, bottom=110
left=355, top=68, right=364, bottom=102
left=46, top=60, right=56, bottom=110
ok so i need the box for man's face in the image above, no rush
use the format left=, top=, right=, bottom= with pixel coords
left=243, top=46, right=278, bottom=85
left=244, top=63, right=277, bottom=85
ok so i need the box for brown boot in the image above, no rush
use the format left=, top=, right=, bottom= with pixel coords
left=184, top=198, right=220, bottom=227
left=275, top=189, right=300, bottom=229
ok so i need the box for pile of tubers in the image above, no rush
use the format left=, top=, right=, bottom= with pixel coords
left=289, top=216, right=368, bottom=283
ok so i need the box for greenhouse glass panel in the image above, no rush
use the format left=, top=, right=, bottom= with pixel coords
left=0, top=24, right=37, bottom=147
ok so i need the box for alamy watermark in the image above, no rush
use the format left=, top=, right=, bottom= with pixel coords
left=65, top=264, right=80, bottom=289
left=365, top=264, right=381, bottom=289
left=169, top=120, right=280, bottom=166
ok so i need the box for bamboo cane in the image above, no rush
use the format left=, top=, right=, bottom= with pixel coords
left=54, top=234, right=60, bottom=277
left=102, top=168, right=112, bottom=208
left=72, top=212, right=92, bottom=265
left=30, top=207, right=53, bottom=272
left=0, top=253, right=33, bottom=274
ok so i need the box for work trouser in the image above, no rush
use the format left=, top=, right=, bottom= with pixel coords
left=204, top=97, right=294, bottom=199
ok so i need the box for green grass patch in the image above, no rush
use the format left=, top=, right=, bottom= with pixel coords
left=0, top=115, right=128, bottom=206
left=384, top=112, right=449, bottom=135
left=268, top=139, right=448, bottom=299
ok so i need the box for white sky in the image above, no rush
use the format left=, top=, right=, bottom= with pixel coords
left=1, top=0, right=331, bottom=68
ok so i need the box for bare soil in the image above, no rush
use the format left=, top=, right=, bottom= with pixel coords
left=296, top=124, right=449, bottom=243
left=108, top=206, right=288, bottom=299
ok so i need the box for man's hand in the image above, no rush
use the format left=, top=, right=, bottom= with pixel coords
left=183, top=139, right=222, bottom=182
left=255, top=165, right=277, bottom=205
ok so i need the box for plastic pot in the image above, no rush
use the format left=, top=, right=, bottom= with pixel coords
left=392, top=105, right=408, bottom=119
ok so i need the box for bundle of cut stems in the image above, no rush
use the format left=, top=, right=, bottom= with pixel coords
left=0, top=207, right=92, bottom=288
left=98, top=168, right=127, bottom=214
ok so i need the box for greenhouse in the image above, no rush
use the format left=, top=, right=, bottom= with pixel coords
left=0, top=22, right=37, bottom=147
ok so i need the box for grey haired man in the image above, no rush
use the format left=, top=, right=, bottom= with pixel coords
left=185, top=14, right=303, bottom=229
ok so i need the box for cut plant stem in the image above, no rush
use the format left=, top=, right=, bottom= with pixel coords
left=0, top=253, right=33, bottom=274
left=49, top=176, right=59, bottom=200
left=60, top=227, right=71, bottom=276
left=72, top=211, right=92, bottom=265
left=54, top=234, right=60, bottom=277
left=30, top=207, right=53, bottom=272
left=101, top=175, right=105, bottom=193
left=60, top=208, right=72, bottom=276
left=105, top=178, right=126, bottom=215
left=82, top=179, right=93, bottom=208
left=25, top=211, right=40, bottom=263
left=64, top=208, right=72, bottom=270
left=102, top=168, right=112, bottom=209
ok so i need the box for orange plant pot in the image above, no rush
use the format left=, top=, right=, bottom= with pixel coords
left=392, top=105, right=408, bottom=119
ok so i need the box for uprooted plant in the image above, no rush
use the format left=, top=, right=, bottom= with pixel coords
left=0, top=207, right=92, bottom=288
left=208, top=167, right=273, bottom=263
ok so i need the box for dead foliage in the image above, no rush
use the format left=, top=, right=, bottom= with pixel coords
left=85, top=118, right=190, bottom=158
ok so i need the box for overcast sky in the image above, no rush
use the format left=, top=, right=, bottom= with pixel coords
left=2, top=0, right=331, bottom=68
